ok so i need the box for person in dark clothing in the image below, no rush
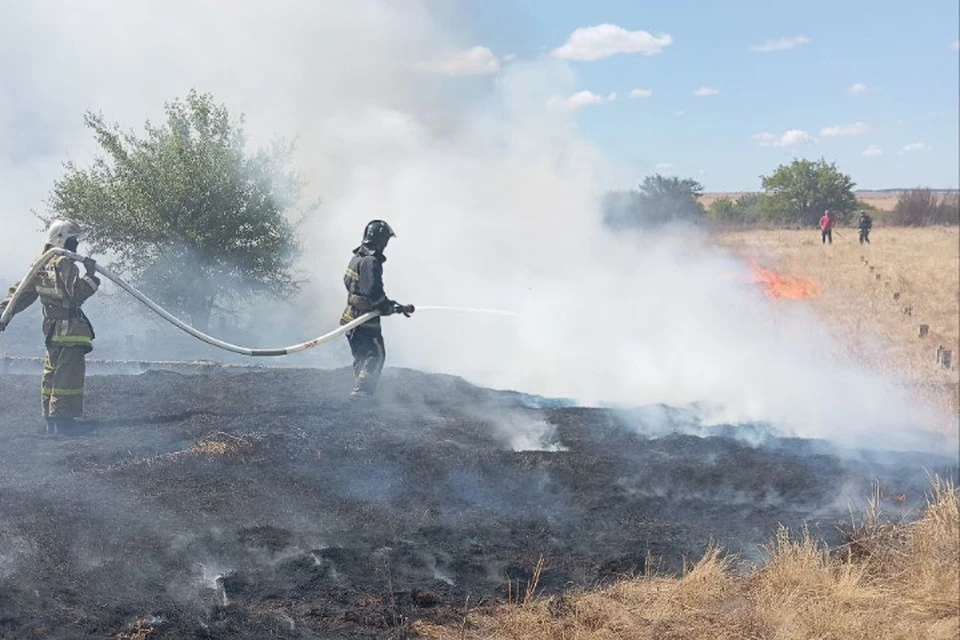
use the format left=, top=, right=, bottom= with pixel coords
left=340, top=220, right=414, bottom=398
left=857, top=211, right=873, bottom=244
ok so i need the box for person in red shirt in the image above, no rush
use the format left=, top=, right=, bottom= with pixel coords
left=819, top=209, right=835, bottom=245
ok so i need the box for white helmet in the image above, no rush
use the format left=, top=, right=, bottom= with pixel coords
left=45, top=219, right=83, bottom=249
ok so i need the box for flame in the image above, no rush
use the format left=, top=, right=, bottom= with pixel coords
left=749, top=263, right=818, bottom=301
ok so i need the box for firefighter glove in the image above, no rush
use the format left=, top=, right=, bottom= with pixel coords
left=393, top=303, right=415, bottom=317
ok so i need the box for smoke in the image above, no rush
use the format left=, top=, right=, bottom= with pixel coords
left=0, top=0, right=951, bottom=451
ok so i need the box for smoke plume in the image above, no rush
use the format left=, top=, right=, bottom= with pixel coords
left=0, top=0, right=951, bottom=451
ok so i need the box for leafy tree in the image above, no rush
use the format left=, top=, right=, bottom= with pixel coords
left=733, top=193, right=771, bottom=223
left=890, top=189, right=960, bottom=226
left=760, top=159, right=857, bottom=226
left=600, top=190, right=642, bottom=229
left=707, top=197, right=740, bottom=223
left=602, top=174, right=706, bottom=229
left=48, top=90, right=311, bottom=330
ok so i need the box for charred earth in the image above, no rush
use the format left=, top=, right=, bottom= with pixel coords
left=0, top=367, right=956, bottom=639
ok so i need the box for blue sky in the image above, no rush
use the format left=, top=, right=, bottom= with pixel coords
left=446, top=0, right=960, bottom=191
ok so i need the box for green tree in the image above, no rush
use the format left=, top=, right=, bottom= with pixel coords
left=603, top=174, right=706, bottom=229
left=49, top=90, right=311, bottom=330
left=637, top=174, right=706, bottom=224
left=733, top=193, right=772, bottom=224
left=707, top=196, right=739, bottom=223
left=760, top=159, right=858, bottom=226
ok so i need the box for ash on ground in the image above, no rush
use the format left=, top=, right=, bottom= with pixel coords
left=0, top=367, right=955, bottom=639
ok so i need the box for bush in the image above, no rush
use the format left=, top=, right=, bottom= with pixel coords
left=602, top=175, right=706, bottom=229
left=890, top=189, right=960, bottom=226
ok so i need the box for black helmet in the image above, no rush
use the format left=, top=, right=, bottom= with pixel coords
left=362, top=219, right=396, bottom=250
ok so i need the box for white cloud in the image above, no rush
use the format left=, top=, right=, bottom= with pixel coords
left=819, top=122, right=870, bottom=137
left=629, top=88, right=653, bottom=99
left=674, top=110, right=685, bottom=116
left=952, top=40, right=960, bottom=51
left=749, top=36, right=811, bottom=53
left=550, top=90, right=618, bottom=111
left=419, top=46, right=500, bottom=76
left=694, top=87, right=720, bottom=97
left=901, top=142, right=930, bottom=153
left=861, top=145, right=883, bottom=157
left=501, top=53, right=517, bottom=62
left=848, top=83, right=868, bottom=95
left=655, top=162, right=674, bottom=171
left=552, top=24, right=673, bottom=61
left=753, top=129, right=814, bottom=147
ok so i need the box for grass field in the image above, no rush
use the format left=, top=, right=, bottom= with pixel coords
left=700, top=191, right=948, bottom=213
left=714, top=226, right=960, bottom=423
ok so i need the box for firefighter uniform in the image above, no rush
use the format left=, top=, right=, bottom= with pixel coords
left=1, top=254, right=100, bottom=420
left=340, top=244, right=395, bottom=396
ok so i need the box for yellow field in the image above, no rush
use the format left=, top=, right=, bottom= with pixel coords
left=714, top=226, right=960, bottom=420
left=701, top=191, right=904, bottom=212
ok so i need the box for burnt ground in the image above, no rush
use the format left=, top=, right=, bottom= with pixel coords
left=0, top=367, right=956, bottom=639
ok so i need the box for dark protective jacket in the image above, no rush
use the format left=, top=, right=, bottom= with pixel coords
left=340, top=244, right=394, bottom=332
left=857, top=214, right=873, bottom=230
left=0, top=253, right=100, bottom=352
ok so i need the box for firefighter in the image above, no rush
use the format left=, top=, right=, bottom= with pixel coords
left=340, top=220, right=414, bottom=399
left=857, top=211, right=873, bottom=244
left=0, top=220, right=100, bottom=435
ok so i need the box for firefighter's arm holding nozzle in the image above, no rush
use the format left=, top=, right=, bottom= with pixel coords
left=376, top=297, right=415, bottom=318
left=0, top=250, right=99, bottom=334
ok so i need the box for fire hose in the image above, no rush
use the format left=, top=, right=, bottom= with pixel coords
left=0, top=249, right=516, bottom=357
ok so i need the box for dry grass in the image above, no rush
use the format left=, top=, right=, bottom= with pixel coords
left=113, top=616, right=156, bottom=639
left=412, top=480, right=960, bottom=640
left=715, top=226, right=960, bottom=424
left=700, top=192, right=909, bottom=212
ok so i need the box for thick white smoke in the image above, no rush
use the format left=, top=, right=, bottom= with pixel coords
left=0, top=1, right=950, bottom=449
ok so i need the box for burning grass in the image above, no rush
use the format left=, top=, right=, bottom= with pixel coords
left=718, top=226, right=960, bottom=423
left=749, top=262, right=819, bottom=300
left=413, top=478, right=960, bottom=639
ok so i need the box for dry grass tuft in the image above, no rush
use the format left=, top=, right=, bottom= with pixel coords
left=188, top=431, right=258, bottom=458
left=113, top=616, right=155, bottom=640
left=413, top=479, right=960, bottom=639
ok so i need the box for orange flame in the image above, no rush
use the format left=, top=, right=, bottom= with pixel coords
left=749, top=263, right=818, bottom=301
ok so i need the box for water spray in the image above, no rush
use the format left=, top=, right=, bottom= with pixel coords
left=416, top=305, right=520, bottom=318
left=1, top=249, right=518, bottom=357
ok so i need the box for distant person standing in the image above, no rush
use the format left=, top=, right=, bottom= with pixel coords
left=819, top=209, right=835, bottom=245
left=857, top=211, right=873, bottom=244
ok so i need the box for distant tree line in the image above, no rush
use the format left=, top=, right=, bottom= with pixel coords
left=604, top=158, right=959, bottom=230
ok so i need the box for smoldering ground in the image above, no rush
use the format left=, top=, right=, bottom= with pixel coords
left=0, top=367, right=955, bottom=638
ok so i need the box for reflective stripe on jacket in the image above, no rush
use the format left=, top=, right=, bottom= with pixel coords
left=0, top=253, right=99, bottom=350
left=340, top=245, right=392, bottom=331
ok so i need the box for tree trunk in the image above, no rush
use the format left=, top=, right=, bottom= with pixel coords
left=189, top=301, right=213, bottom=333
left=185, top=279, right=215, bottom=333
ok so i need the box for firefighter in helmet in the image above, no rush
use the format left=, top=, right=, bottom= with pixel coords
left=340, top=220, right=414, bottom=398
left=0, top=220, right=100, bottom=434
